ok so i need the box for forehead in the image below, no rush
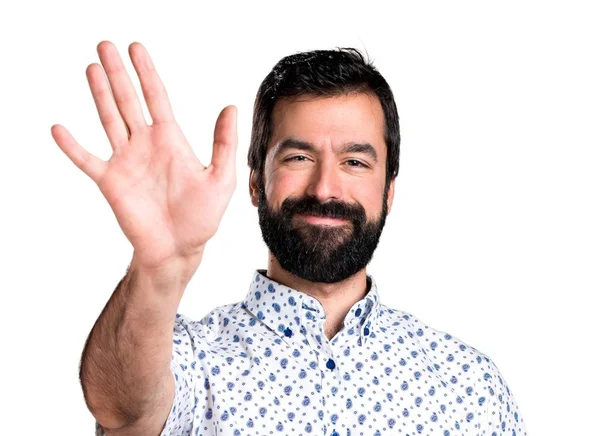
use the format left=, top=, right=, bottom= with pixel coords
left=268, top=93, right=386, bottom=155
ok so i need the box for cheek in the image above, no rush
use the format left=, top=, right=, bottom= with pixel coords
left=352, top=176, right=386, bottom=219
left=361, top=189, right=385, bottom=220
left=265, top=171, right=306, bottom=204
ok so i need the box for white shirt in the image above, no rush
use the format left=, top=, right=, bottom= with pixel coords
left=96, top=269, right=527, bottom=435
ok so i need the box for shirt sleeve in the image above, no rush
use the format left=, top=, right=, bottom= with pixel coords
left=92, top=313, right=206, bottom=436
left=481, top=354, right=528, bottom=435
left=159, top=312, right=208, bottom=436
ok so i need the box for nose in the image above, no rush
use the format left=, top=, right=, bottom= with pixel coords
left=305, top=157, right=343, bottom=202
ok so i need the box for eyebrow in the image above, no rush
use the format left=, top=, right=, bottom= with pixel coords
left=273, top=138, right=379, bottom=163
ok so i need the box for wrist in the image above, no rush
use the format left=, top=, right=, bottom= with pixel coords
left=130, top=248, right=204, bottom=292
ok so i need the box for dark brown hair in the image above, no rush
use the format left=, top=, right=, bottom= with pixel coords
left=248, top=48, right=400, bottom=192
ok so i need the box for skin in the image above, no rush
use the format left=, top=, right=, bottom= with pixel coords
left=249, top=93, right=396, bottom=339
left=53, top=41, right=391, bottom=431
left=52, top=41, right=238, bottom=433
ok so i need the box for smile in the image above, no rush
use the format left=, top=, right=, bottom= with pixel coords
left=297, top=214, right=349, bottom=226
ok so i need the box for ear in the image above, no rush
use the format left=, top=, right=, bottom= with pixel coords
left=249, top=169, right=260, bottom=207
left=386, top=178, right=396, bottom=215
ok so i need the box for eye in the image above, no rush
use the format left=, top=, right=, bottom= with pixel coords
left=284, top=155, right=310, bottom=162
left=346, top=159, right=368, bottom=168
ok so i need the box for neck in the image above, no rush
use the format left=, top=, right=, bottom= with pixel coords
left=265, top=252, right=369, bottom=340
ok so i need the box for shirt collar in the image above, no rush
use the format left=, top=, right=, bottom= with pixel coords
left=241, top=269, right=381, bottom=346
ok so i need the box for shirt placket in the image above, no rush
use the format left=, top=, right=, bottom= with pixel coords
left=300, top=300, right=347, bottom=436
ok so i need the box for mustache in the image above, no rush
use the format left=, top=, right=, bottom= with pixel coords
left=280, top=196, right=367, bottom=225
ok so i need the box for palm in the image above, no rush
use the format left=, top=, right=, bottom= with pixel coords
left=99, top=123, right=231, bottom=267
left=51, top=41, right=237, bottom=269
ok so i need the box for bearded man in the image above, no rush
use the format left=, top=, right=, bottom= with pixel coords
left=51, top=41, right=527, bottom=435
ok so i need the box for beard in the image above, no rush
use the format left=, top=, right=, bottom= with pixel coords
left=257, top=183, right=389, bottom=283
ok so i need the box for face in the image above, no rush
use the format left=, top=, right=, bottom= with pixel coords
left=250, top=92, right=395, bottom=283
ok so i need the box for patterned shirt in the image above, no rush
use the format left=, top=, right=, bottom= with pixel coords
left=95, top=269, right=527, bottom=435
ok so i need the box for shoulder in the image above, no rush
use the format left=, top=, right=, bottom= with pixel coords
left=173, top=301, right=245, bottom=344
left=378, top=306, right=527, bottom=432
left=378, top=305, right=506, bottom=387
left=379, top=304, right=483, bottom=350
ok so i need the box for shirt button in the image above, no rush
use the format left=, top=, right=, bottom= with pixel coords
left=284, top=327, right=293, bottom=337
left=326, top=358, right=336, bottom=370
left=364, top=327, right=370, bottom=336
left=331, top=431, right=340, bottom=436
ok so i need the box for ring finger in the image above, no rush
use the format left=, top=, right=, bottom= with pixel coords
left=86, top=63, right=130, bottom=151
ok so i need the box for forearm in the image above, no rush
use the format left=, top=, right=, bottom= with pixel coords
left=80, top=252, right=203, bottom=430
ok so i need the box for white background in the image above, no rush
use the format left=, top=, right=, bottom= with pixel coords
left=1, top=0, right=598, bottom=434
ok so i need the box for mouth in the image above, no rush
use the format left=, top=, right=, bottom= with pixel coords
left=296, top=213, right=349, bottom=226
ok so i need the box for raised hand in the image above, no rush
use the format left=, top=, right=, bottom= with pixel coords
left=51, top=41, right=237, bottom=271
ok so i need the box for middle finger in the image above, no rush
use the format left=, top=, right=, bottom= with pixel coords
left=97, top=41, right=147, bottom=132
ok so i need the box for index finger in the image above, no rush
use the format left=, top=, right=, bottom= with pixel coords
left=128, top=42, right=175, bottom=125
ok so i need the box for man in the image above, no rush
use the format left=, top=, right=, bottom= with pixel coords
left=52, top=41, right=527, bottom=435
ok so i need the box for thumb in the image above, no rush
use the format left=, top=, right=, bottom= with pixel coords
left=210, top=105, right=238, bottom=178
